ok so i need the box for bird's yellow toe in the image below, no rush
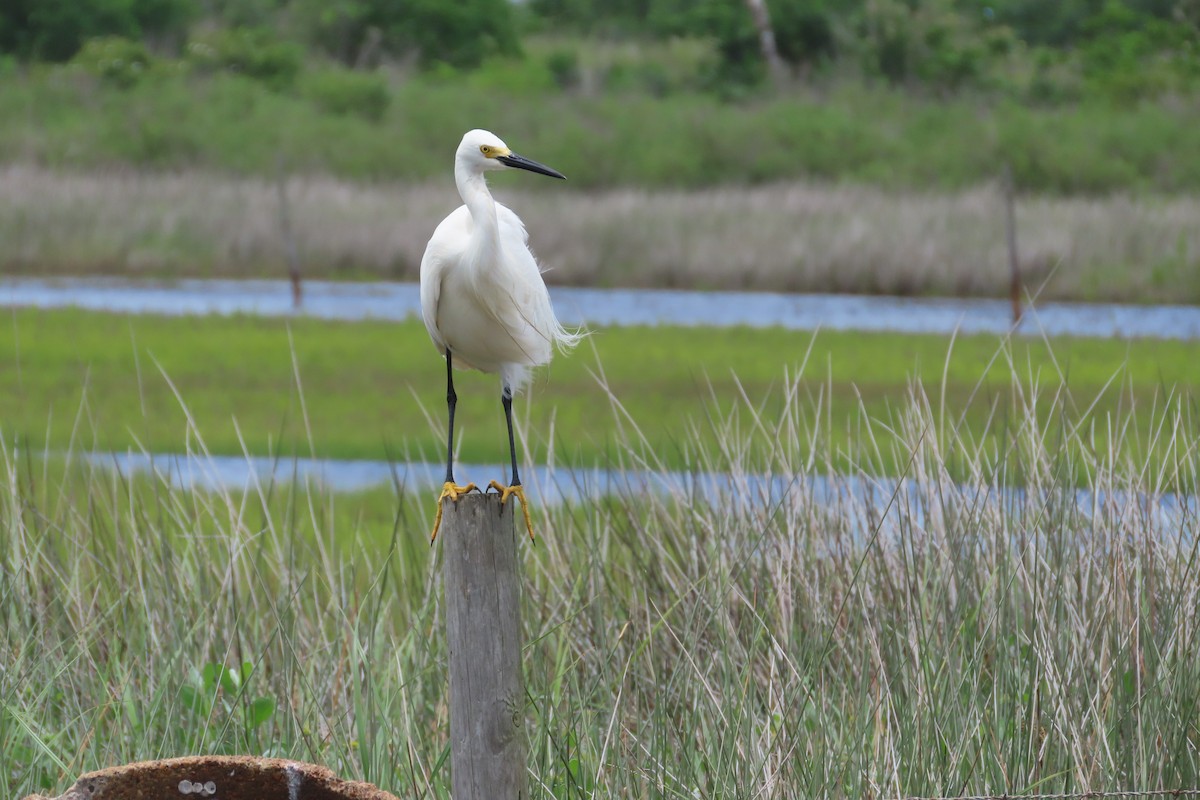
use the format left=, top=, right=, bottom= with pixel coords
left=488, top=480, right=535, bottom=543
left=429, top=481, right=478, bottom=544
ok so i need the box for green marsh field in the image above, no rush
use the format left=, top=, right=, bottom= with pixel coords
left=2, top=307, right=1197, bottom=473
left=3, top=306, right=1200, bottom=798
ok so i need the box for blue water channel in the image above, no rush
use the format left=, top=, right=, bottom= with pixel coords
left=82, top=450, right=1196, bottom=537
left=5, top=276, right=1200, bottom=340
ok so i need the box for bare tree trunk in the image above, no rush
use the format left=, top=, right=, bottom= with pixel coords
left=744, top=0, right=788, bottom=87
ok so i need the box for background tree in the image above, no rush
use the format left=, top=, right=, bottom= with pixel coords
left=743, top=0, right=788, bottom=84
left=0, top=0, right=195, bottom=60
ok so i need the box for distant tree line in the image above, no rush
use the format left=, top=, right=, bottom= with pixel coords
left=0, top=0, right=194, bottom=61
left=0, top=0, right=519, bottom=68
left=530, top=0, right=1199, bottom=92
left=0, top=0, right=1197, bottom=98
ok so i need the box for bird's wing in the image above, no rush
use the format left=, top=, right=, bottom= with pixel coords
left=482, top=203, right=563, bottom=360
left=419, top=205, right=471, bottom=353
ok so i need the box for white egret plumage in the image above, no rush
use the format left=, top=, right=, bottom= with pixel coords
left=420, top=129, right=580, bottom=543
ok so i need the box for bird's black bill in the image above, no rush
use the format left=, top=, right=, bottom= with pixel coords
left=496, top=153, right=566, bottom=180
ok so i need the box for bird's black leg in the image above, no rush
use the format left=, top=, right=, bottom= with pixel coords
left=445, top=349, right=457, bottom=483
left=430, top=348, right=476, bottom=544
left=489, top=382, right=536, bottom=541
left=502, top=384, right=521, bottom=488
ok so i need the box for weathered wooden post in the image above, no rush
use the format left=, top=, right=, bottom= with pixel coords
left=440, top=492, right=527, bottom=799
left=1002, top=163, right=1023, bottom=324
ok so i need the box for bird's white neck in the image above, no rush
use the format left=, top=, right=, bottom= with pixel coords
left=454, top=160, right=499, bottom=249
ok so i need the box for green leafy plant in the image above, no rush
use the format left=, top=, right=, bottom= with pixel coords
left=179, top=662, right=276, bottom=733
left=548, top=730, right=595, bottom=798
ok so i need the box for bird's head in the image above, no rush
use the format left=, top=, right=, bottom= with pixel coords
left=456, top=129, right=566, bottom=180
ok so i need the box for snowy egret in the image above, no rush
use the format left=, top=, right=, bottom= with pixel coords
left=421, top=129, right=580, bottom=544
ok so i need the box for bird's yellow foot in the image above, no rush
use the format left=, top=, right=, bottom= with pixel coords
left=430, top=481, right=478, bottom=544
left=488, top=480, right=536, bottom=543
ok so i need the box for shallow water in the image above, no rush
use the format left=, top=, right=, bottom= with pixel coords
left=5, top=277, right=1200, bottom=340
left=82, top=450, right=1196, bottom=536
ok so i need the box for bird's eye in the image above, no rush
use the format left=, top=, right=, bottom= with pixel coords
left=480, top=145, right=491, bottom=156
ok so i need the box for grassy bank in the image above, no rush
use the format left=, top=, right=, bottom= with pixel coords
left=3, top=354, right=1198, bottom=797
left=3, top=168, right=1199, bottom=303
left=1, top=308, right=1197, bottom=478
left=2, top=64, right=1200, bottom=194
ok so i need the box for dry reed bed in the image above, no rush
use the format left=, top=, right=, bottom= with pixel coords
left=3, top=363, right=1198, bottom=797
left=2, top=165, right=1198, bottom=302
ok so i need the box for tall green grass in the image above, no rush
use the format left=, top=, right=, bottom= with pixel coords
left=2, top=342, right=1198, bottom=798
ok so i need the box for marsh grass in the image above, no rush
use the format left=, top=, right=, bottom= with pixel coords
left=2, top=166, right=1199, bottom=303
left=3, top=330, right=1199, bottom=799
left=4, top=307, right=1198, bottom=475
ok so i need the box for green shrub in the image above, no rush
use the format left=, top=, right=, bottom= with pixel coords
left=601, top=60, right=678, bottom=96
left=530, top=36, right=718, bottom=96
left=70, top=35, right=153, bottom=88
left=461, top=55, right=557, bottom=94
left=302, top=68, right=390, bottom=122
left=544, top=48, right=580, bottom=89
left=185, top=27, right=302, bottom=90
